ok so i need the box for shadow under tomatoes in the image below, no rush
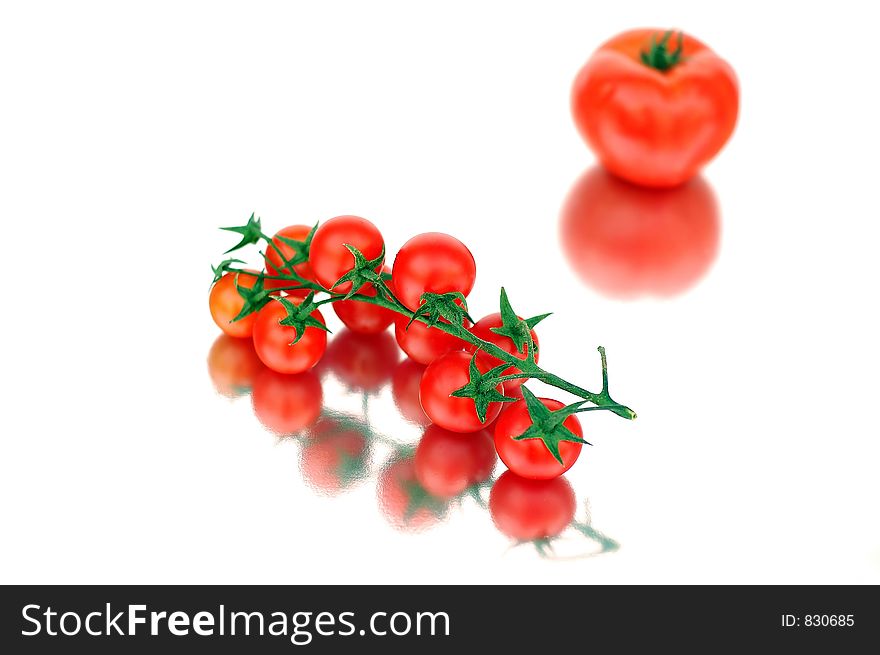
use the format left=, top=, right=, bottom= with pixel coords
left=559, top=166, right=720, bottom=299
left=489, top=471, right=576, bottom=541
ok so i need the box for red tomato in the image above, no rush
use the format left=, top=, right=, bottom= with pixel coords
left=332, top=267, right=396, bottom=333
left=206, top=334, right=264, bottom=398
left=309, top=215, right=384, bottom=293
left=263, top=224, right=316, bottom=294
left=391, top=233, right=476, bottom=311
left=394, top=314, right=465, bottom=366
left=209, top=271, right=259, bottom=338
left=391, top=359, right=430, bottom=425
left=489, top=471, right=576, bottom=540
left=414, top=425, right=496, bottom=498
left=466, top=312, right=539, bottom=389
left=560, top=166, right=719, bottom=298
left=419, top=351, right=505, bottom=433
left=571, top=29, right=739, bottom=188
left=378, top=458, right=447, bottom=532
left=252, top=299, right=328, bottom=374
left=322, top=328, right=400, bottom=393
left=300, top=418, right=369, bottom=495
left=494, top=397, right=584, bottom=479
left=251, top=367, right=323, bottom=435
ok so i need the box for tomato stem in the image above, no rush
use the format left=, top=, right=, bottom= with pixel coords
left=640, top=30, right=686, bottom=72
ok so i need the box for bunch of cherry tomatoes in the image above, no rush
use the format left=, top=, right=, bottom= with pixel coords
left=210, top=214, right=608, bottom=481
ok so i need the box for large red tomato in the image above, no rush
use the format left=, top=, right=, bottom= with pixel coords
left=250, top=367, right=323, bottom=435
left=251, top=298, right=328, bottom=374
left=393, top=314, right=465, bottom=366
left=466, top=312, right=539, bottom=389
left=559, top=166, right=719, bottom=298
left=391, top=233, right=476, bottom=311
left=309, top=215, right=384, bottom=293
left=571, top=29, right=738, bottom=188
left=263, top=224, right=316, bottom=297
left=414, top=425, right=496, bottom=498
left=419, top=351, right=505, bottom=433
left=209, top=271, right=259, bottom=338
left=332, top=267, right=396, bottom=333
left=489, top=471, right=576, bottom=541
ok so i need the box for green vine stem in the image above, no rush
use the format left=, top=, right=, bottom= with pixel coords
left=216, top=224, right=637, bottom=421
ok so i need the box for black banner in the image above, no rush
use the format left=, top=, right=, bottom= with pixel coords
left=1, top=585, right=876, bottom=652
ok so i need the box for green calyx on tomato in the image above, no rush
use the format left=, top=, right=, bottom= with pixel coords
left=211, top=258, right=245, bottom=284
left=488, top=287, right=550, bottom=357
left=407, top=291, right=474, bottom=329
left=639, top=30, right=685, bottom=72
left=231, top=273, right=273, bottom=322
left=274, top=293, right=331, bottom=344
left=273, top=223, right=317, bottom=271
left=449, top=354, right=518, bottom=422
left=331, top=243, right=386, bottom=299
left=220, top=212, right=264, bottom=253
left=511, top=386, right=593, bottom=464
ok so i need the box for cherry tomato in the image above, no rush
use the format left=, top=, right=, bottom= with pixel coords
left=252, top=298, right=328, bottom=374
left=414, top=425, right=496, bottom=498
left=209, top=271, right=259, bottom=338
left=300, top=418, right=369, bottom=495
left=391, top=359, right=430, bottom=425
left=489, top=471, right=576, bottom=540
left=494, top=397, right=583, bottom=479
left=559, top=166, right=720, bottom=298
left=322, top=328, right=399, bottom=393
left=309, top=215, right=384, bottom=293
left=391, top=233, right=476, bottom=311
left=394, top=314, right=465, bottom=366
left=263, top=224, right=316, bottom=297
left=466, top=312, right=539, bottom=389
left=332, top=267, right=396, bottom=333
left=206, top=334, right=264, bottom=398
left=571, top=29, right=739, bottom=188
left=378, top=457, right=447, bottom=532
left=419, top=351, right=505, bottom=433
left=251, top=367, right=323, bottom=435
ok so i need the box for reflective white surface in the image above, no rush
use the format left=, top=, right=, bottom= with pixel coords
left=1, top=1, right=879, bottom=583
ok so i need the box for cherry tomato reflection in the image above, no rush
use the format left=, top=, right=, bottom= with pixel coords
left=250, top=367, right=323, bottom=436
left=206, top=334, right=264, bottom=398
left=323, top=329, right=400, bottom=393
left=300, top=417, right=369, bottom=495
left=560, top=166, right=720, bottom=298
left=391, top=358, right=430, bottom=425
left=378, top=457, right=448, bottom=532
left=414, top=425, right=497, bottom=498
left=489, top=471, right=576, bottom=541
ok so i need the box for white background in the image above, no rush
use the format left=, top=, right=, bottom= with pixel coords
left=1, top=1, right=878, bottom=584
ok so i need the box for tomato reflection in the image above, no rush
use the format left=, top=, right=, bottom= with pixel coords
left=391, top=358, right=430, bottom=425
left=322, top=328, right=400, bottom=393
left=560, top=166, right=720, bottom=298
left=413, top=425, right=496, bottom=498
left=300, top=417, right=370, bottom=495
left=489, top=471, right=576, bottom=541
left=207, top=334, right=264, bottom=398
left=251, top=367, right=323, bottom=436
left=378, top=457, right=448, bottom=532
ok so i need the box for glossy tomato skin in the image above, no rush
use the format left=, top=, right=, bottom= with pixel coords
left=391, top=359, right=430, bottom=425
left=466, top=312, right=539, bottom=389
left=414, top=425, right=496, bottom=498
left=332, top=267, right=396, bottom=333
left=494, top=398, right=583, bottom=479
left=300, top=418, right=369, bottom=495
left=264, top=224, right=315, bottom=281
left=419, top=351, right=505, bottom=433
left=323, top=328, right=399, bottom=393
left=309, top=215, right=384, bottom=293
left=571, top=29, right=738, bottom=188
left=391, top=233, right=476, bottom=311
left=489, top=471, right=576, bottom=540
left=207, top=334, right=264, bottom=398
left=209, top=271, right=259, bottom=338
left=378, top=457, right=447, bottom=532
left=394, top=314, right=466, bottom=366
left=559, top=166, right=720, bottom=298
left=251, top=299, right=328, bottom=374
left=251, top=367, right=323, bottom=435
